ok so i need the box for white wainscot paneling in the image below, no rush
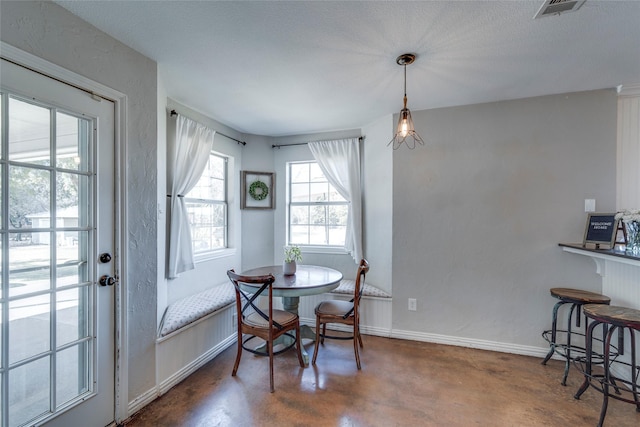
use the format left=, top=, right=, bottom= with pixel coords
left=298, top=293, right=392, bottom=337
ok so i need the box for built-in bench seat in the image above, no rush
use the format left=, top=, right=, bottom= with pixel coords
left=330, top=279, right=392, bottom=298
left=158, top=283, right=235, bottom=338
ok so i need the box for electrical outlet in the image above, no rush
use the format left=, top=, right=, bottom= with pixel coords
left=585, top=199, right=596, bottom=212
left=408, top=298, right=417, bottom=311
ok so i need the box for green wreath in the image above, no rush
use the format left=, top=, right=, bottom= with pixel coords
left=249, top=180, right=269, bottom=201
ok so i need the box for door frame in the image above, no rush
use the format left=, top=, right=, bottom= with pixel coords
left=0, top=42, right=128, bottom=424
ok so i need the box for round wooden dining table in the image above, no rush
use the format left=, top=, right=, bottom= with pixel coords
left=240, top=264, right=343, bottom=364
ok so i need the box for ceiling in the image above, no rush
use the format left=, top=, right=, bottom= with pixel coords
left=53, top=1, right=640, bottom=137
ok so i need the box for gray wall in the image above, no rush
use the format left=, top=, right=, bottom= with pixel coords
left=362, top=115, right=394, bottom=293
left=391, top=90, right=617, bottom=347
left=1, top=0, right=159, bottom=406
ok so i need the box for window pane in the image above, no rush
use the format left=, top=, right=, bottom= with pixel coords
left=328, top=226, right=347, bottom=246
left=9, top=165, right=51, bottom=231
left=328, top=205, right=348, bottom=225
left=329, top=187, right=346, bottom=202
left=56, top=172, right=88, bottom=228
left=291, top=183, right=309, bottom=203
left=56, top=342, right=90, bottom=407
left=9, top=356, right=50, bottom=427
left=57, top=287, right=90, bottom=346
left=309, top=225, right=327, bottom=245
left=208, top=155, right=225, bottom=179
left=310, top=205, right=326, bottom=225
left=9, top=98, right=50, bottom=166
left=57, top=231, right=89, bottom=288
left=309, top=163, right=325, bottom=182
left=187, top=154, right=225, bottom=201
left=290, top=205, right=309, bottom=225
left=310, top=183, right=328, bottom=202
left=9, top=232, right=51, bottom=297
left=290, top=226, right=308, bottom=245
left=10, top=295, right=50, bottom=364
left=187, top=202, right=226, bottom=252
left=290, top=163, right=309, bottom=183
left=56, top=112, right=89, bottom=172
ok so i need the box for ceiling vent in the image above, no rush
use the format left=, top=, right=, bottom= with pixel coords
left=534, top=0, right=586, bottom=18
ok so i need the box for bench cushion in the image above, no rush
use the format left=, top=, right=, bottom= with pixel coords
left=331, top=279, right=391, bottom=298
left=159, top=284, right=236, bottom=337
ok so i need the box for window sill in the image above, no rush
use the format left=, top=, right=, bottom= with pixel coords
left=194, top=248, right=237, bottom=263
left=300, top=246, right=348, bottom=255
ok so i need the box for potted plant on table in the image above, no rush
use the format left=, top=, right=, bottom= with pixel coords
left=283, top=245, right=302, bottom=275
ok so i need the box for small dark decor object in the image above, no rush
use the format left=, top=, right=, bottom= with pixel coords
left=582, top=213, right=619, bottom=249
left=241, top=171, right=274, bottom=209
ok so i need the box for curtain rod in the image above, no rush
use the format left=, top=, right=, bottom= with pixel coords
left=272, top=136, right=364, bottom=149
left=170, top=110, right=246, bottom=146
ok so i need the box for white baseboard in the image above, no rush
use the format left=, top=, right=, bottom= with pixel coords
left=127, top=386, right=159, bottom=418
left=391, top=328, right=555, bottom=359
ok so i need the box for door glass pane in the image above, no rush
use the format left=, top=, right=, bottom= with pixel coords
left=9, top=357, right=51, bottom=427
left=9, top=97, right=50, bottom=166
left=56, top=342, right=90, bottom=407
left=57, top=286, right=89, bottom=346
left=9, top=232, right=51, bottom=297
left=56, top=112, right=89, bottom=172
left=57, top=231, right=89, bottom=288
left=57, top=172, right=88, bottom=228
left=9, top=165, right=51, bottom=230
left=9, top=295, right=50, bottom=364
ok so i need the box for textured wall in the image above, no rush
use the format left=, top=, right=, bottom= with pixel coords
left=362, top=115, right=394, bottom=293
left=391, top=90, right=618, bottom=348
left=1, top=0, right=158, bottom=406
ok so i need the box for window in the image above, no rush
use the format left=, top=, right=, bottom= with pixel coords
left=184, top=152, right=227, bottom=254
left=288, top=161, right=348, bottom=246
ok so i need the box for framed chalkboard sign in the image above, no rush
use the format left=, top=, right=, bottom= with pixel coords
left=583, top=213, right=619, bottom=248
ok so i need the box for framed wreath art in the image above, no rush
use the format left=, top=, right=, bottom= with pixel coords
left=241, top=171, right=275, bottom=209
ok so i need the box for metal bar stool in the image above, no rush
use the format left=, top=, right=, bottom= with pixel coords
left=541, top=287, right=611, bottom=385
left=574, top=304, right=640, bottom=427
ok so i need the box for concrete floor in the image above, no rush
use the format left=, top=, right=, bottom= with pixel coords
left=124, top=335, right=639, bottom=426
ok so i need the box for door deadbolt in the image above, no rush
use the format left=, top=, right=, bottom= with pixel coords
left=99, top=275, right=116, bottom=286
left=99, top=253, right=112, bottom=263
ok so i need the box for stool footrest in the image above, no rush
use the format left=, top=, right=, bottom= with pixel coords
left=574, top=357, right=640, bottom=408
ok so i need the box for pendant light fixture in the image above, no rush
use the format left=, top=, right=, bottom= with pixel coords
left=388, top=53, right=424, bottom=150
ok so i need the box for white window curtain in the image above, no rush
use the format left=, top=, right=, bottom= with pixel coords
left=308, top=138, right=363, bottom=263
left=167, top=114, right=215, bottom=278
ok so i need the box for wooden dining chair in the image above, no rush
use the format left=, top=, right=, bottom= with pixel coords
left=227, top=269, right=304, bottom=392
left=312, top=259, right=370, bottom=369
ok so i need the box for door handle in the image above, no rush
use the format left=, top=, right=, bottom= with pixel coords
left=99, top=275, right=116, bottom=286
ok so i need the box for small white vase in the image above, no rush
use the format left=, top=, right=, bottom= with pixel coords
left=283, top=261, right=296, bottom=275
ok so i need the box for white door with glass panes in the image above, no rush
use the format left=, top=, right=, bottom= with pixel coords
left=0, top=59, right=115, bottom=427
